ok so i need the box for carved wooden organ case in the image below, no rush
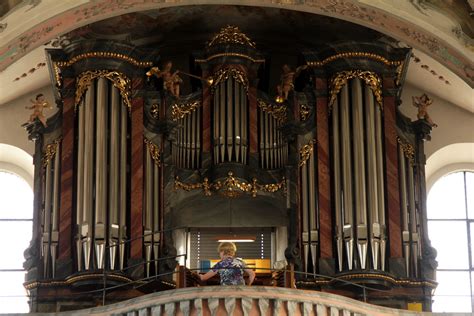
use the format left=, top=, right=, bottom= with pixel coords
left=23, top=27, right=437, bottom=310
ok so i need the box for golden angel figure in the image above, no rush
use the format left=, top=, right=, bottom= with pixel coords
left=25, top=94, right=52, bottom=127
left=276, top=64, right=307, bottom=103
left=412, top=93, right=437, bottom=127
left=146, top=61, right=183, bottom=97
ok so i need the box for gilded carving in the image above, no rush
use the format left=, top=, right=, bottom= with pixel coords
left=144, top=138, right=161, bottom=166
left=75, top=70, right=131, bottom=112
left=397, top=137, right=415, bottom=164
left=329, top=70, right=383, bottom=111
left=299, top=104, right=310, bottom=121
left=150, top=103, right=160, bottom=120
left=56, top=52, right=153, bottom=68
left=207, top=25, right=256, bottom=48
left=210, top=67, right=249, bottom=92
left=298, top=139, right=316, bottom=168
left=42, top=139, right=61, bottom=168
left=171, top=100, right=201, bottom=121
left=307, top=52, right=403, bottom=68
left=257, top=99, right=287, bottom=124
left=412, top=93, right=437, bottom=127
left=174, top=171, right=286, bottom=198
left=195, top=53, right=265, bottom=64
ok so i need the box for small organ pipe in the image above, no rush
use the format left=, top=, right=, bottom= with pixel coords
left=76, top=102, right=85, bottom=228
left=83, top=86, right=95, bottom=226
left=145, top=149, right=153, bottom=231
left=340, top=83, right=354, bottom=270
left=235, top=82, right=241, bottom=163
left=214, top=86, right=219, bottom=163
left=226, top=78, right=233, bottom=161
left=110, top=86, right=120, bottom=227
left=308, top=149, right=316, bottom=231
left=52, top=143, right=60, bottom=232
left=399, top=144, right=410, bottom=276
left=375, top=105, right=386, bottom=270
left=197, top=107, right=201, bottom=167
left=219, top=83, right=226, bottom=163
left=119, top=101, right=127, bottom=270
left=241, top=87, right=247, bottom=165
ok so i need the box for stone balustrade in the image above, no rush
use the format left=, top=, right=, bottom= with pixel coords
left=8, top=286, right=470, bottom=316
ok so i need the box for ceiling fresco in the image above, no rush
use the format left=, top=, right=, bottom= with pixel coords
left=0, top=0, right=472, bottom=87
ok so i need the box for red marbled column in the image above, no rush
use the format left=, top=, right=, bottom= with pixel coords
left=315, top=78, right=333, bottom=258
left=58, top=78, right=76, bottom=260
left=130, top=78, right=144, bottom=259
left=383, top=87, right=403, bottom=258
left=248, top=86, right=258, bottom=154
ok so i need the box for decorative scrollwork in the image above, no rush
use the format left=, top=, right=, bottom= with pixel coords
left=56, top=52, right=153, bottom=68
left=42, top=139, right=61, bottom=168
left=174, top=171, right=286, bottom=198
left=207, top=25, right=256, bottom=48
left=171, top=100, right=201, bottom=121
left=75, top=70, right=131, bottom=113
left=210, top=67, right=249, bottom=92
left=307, top=52, right=403, bottom=68
left=300, top=104, right=310, bottom=121
left=298, top=139, right=316, bottom=167
left=329, top=70, right=382, bottom=111
left=397, top=137, right=415, bottom=164
left=257, top=99, right=287, bottom=124
left=150, top=103, right=160, bottom=120
left=144, top=138, right=161, bottom=166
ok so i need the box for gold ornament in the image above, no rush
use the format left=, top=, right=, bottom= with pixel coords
left=298, top=139, right=316, bottom=167
left=144, top=138, right=161, bottom=166
left=209, top=67, right=249, bottom=92
left=171, top=100, right=201, bottom=121
left=174, top=171, right=286, bottom=198
left=42, top=139, right=61, bottom=168
left=257, top=99, right=287, bottom=124
left=329, top=70, right=382, bottom=111
left=300, top=104, right=310, bottom=121
left=207, top=25, right=256, bottom=48
left=75, top=70, right=131, bottom=113
left=397, top=137, right=415, bottom=164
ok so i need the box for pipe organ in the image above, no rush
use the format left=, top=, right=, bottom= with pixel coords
left=329, top=73, right=386, bottom=272
left=23, top=22, right=437, bottom=313
left=75, top=73, right=130, bottom=272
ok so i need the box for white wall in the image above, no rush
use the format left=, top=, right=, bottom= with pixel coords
left=0, top=85, right=56, bottom=155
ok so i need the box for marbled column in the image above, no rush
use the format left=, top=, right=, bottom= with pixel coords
left=58, top=78, right=75, bottom=261
left=130, top=78, right=144, bottom=259
left=383, top=83, right=402, bottom=259
left=248, top=86, right=258, bottom=154
left=315, top=78, right=332, bottom=258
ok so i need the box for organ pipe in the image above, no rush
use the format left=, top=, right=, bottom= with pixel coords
left=51, top=142, right=60, bottom=277
left=119, top=102, right=128, bottom=270
left=109, top=85, right=120, bottom=270
left=82, top=85, right=95, bottom=271
left=365, top=85, right=379, bottom=270
left=375, top=104, right=386, bottom=271
left=76, top=100, right=85, bottom=271
left=340, top=83, right=354, bottom=270
left=332, top=96, right=343, bottom=271
left=399, top=144, right=410, bottom=277
left=351, top=79, right=367, bottom=269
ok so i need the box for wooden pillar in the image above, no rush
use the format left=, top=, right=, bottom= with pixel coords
left=315, top=77, right=333, bottom=259
left=383, top=77, right=403, bottom=259
left=58, top=78, right=76, bottom=264
left=130, top=77, right=144, bottom=259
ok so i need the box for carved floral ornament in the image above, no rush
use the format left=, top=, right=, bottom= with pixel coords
left=209, top=67, right=249, bottom=92
left=42, top=139, right=61, bottom=168
left=144, top=138, right=161, bottom=166
left=171, top=100, right=201, bottom=121
left=257, top=99, right=287, bottom=124
left=174, top=171, right=286, bottom=199
left=328, top=70, right=383, bottom=111
left=207, top=25, right=256, bottom=48
left=298, top=139, right=317, bottom=168
left=397, top=137, right=415, bottom=164
left=75, top=70, right=132, bottom=113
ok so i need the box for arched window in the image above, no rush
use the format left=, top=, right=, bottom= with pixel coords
left=428, top=171, right=474, bottom=312
left=0, top=171, right=33, bottom=313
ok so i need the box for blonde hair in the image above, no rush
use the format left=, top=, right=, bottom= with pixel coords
left=218, top=242, right=237, bottom=256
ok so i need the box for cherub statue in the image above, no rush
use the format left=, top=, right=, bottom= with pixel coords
left=25, top=93, right=51, bottom=127
left=276, top=64, right=307, bottom=103
left=146, top=61, right=183, bottom=98
left=412, top=93, right=437, bottom=127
